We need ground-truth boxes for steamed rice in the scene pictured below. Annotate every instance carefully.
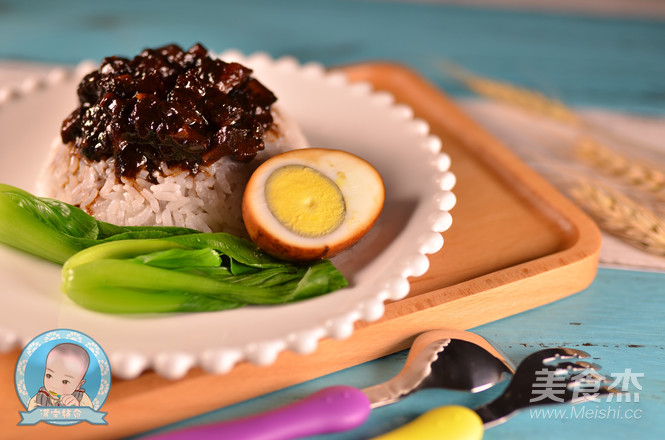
[38,107,309,236]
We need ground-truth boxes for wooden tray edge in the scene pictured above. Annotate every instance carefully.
[342,61,602,322]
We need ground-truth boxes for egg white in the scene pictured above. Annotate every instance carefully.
[242,148,385,260]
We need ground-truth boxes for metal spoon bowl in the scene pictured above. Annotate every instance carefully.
[365,329,514,407]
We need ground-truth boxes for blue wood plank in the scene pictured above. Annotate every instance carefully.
[0,0,664,113]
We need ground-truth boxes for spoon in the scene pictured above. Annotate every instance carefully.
[363,329,514,407]
[149,329,514,440]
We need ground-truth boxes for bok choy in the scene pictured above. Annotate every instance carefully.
[0,183,348,313]
[62,234,348,313]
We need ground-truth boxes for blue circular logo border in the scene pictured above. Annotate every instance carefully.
[15,329,111,425]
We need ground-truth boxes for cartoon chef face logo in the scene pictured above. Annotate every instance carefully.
[15,329,110,426]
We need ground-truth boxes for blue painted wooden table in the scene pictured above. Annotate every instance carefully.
[1,1,664,438]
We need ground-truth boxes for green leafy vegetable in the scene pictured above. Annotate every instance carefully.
[62,234,348,313]
[0,183,348,313]
[0,183,196,264]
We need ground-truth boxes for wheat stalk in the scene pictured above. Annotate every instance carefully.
[439,60,665,254]
[575,137,665,199]
[568,179,665,256]
[439,61,581,126]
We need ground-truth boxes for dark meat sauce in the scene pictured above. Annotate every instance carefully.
[61,43,277,181]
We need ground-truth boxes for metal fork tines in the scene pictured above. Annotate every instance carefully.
[475,347,622,428]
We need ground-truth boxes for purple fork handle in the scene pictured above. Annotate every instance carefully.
[148,385,371,440]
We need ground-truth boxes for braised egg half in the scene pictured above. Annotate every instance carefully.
[242,148,385,261]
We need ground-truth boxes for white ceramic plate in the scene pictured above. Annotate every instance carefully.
[0,51,455,379]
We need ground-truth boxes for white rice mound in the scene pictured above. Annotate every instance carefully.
[37,107,309,236]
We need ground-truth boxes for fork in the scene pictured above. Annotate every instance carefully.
[372,347,620,439]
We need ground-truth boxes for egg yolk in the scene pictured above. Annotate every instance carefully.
[265,165,346,237]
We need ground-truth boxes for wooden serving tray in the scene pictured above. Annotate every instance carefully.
[0,62,601,439]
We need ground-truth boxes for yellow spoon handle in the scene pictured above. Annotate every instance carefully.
[372,405,484,440]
